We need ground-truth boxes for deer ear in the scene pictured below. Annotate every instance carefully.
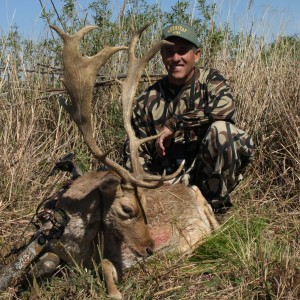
[99,173,122,198]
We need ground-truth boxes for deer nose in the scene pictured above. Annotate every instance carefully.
[146,247,153,257]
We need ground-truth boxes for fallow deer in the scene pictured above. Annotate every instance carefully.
[28,23,184,299]
[0,24,219,299]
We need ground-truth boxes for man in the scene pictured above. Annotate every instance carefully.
[125,23,254,211]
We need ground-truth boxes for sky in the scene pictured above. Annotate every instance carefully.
[0,0,300,41]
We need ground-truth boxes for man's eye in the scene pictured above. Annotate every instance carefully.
[164,49,174,56]
[177,48,189,55]
[163,47,190,57]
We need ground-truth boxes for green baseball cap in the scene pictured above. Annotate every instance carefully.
[161,23,200,48]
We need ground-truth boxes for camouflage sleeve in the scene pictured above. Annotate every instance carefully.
[165,69,235,131]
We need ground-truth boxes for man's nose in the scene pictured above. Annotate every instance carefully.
[172,52,181,61]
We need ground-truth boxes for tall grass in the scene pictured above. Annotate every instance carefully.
[0,1,299,299]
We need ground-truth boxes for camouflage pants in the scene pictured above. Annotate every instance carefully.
[192,121,254,203]
[168,121,254,205]
[126,120,254,206]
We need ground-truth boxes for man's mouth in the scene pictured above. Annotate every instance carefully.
[170,65,184,71]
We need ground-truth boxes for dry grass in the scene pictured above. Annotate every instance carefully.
[0,17,299,300]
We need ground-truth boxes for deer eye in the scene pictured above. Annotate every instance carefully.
[121,205,134,218]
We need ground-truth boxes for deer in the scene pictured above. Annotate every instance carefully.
[0,24,219,299]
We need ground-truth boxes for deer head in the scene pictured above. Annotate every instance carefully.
[98,172,154,257]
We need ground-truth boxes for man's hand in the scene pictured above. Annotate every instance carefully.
[155,126,174,157]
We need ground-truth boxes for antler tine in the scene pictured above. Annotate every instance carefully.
[127,23,150,60]
[50,25,99,41]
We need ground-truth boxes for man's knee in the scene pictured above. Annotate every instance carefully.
[203,121,237,149]
[201,120,254,171]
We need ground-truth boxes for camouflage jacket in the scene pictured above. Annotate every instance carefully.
[127,67,235,167]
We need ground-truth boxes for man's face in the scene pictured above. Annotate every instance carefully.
[161,37,200,86]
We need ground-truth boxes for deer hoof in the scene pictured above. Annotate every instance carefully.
[108,289,122,299]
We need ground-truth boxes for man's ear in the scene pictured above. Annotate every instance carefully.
[195,48,201,63]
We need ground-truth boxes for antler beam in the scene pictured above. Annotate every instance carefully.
[119,23,184,181]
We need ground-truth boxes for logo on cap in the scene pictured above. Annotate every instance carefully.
[167,25,187,36]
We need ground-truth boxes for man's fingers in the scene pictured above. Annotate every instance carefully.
[156,137,165,157]
[155,126,174,157]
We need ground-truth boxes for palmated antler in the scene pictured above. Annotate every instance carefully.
[50,25,125,142]
[50,24,183,188]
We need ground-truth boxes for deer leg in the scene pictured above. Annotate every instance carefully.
[19,252,60,299]
[102,258,122,300]
[205,201,221,230]
[30,252,60,278]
